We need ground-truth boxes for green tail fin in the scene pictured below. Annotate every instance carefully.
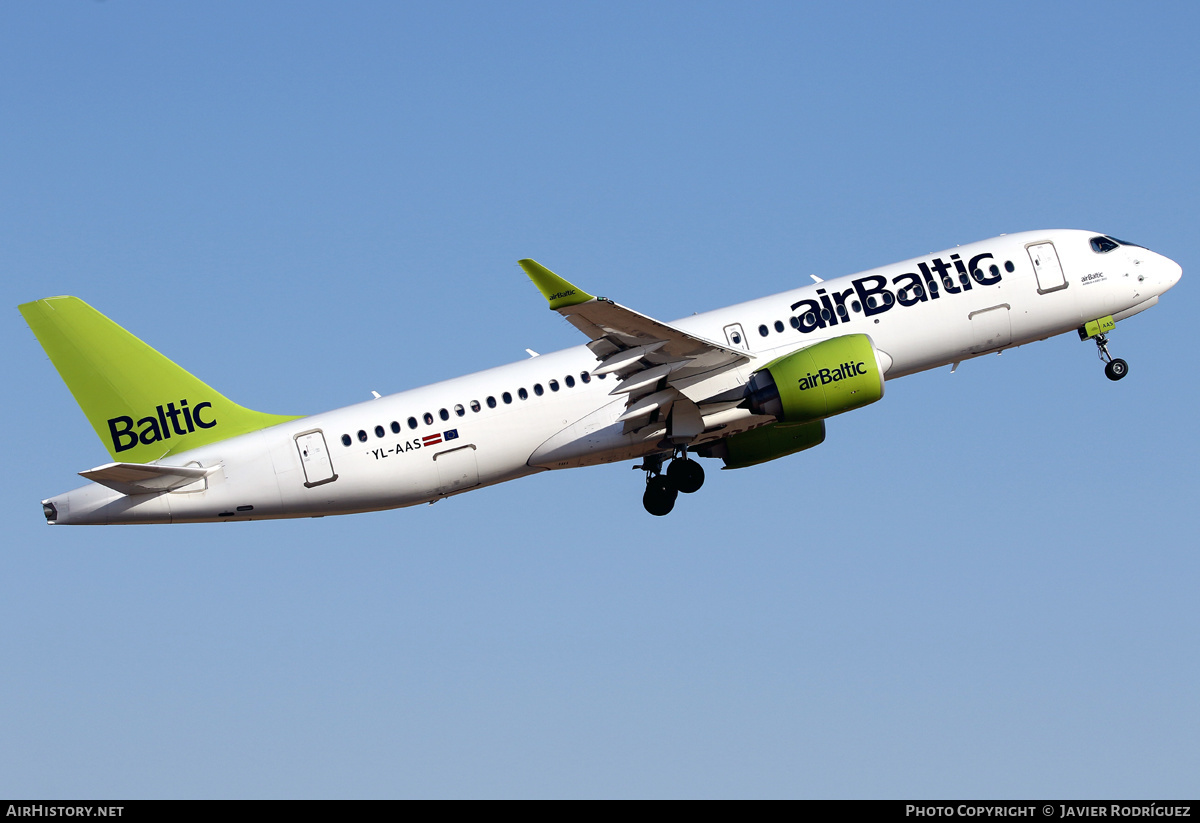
[19,296,301,463]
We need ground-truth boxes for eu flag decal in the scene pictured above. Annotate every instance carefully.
[443,429,459,441]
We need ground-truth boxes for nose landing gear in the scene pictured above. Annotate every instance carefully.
[1094,333,1129,381]
[637,449,706,516]
[1080,317,1128,381]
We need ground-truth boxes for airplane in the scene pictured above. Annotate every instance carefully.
[20,229,1181,524]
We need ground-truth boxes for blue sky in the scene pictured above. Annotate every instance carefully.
[2,1,1197,798]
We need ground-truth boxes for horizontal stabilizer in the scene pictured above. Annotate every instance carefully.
[79,462,213,495]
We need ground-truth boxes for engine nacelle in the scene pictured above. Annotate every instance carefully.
[744,333,885,423]
[697,420,826,470]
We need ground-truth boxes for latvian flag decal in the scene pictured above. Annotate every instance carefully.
[423,429,459,448]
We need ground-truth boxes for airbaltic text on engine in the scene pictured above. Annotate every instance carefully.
[796,361,868,390]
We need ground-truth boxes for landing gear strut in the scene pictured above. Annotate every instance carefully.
[1093,333,1129,381]
[637,449,706,516]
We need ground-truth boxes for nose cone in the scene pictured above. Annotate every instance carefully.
[1146,249,1182,295]
[1164,256,1183,290]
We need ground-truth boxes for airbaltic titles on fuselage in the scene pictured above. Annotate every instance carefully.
[108,399,215,453]
[789,250,1005,333]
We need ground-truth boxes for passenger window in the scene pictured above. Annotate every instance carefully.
[407,417,417,430]
[454,404,465,417]
[390,421,401,434]
[565,375,576,388]
[758,324,769,337]
[470,400,481,412]
[790,316,800,329]
[550,379,559,392]
[439,408,449,421]
[774,320,784,333]
[1005,260,1015,272]
[357,430,368,443]
[486,396,497,409]
[518,388,528,400]
[374,425,385,438]
[423,412,434,425]
[503,392,512,404]
[534,383,544,396]
[341,434,352,447]
[580,372,591,384]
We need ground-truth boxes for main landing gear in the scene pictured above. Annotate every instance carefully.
[1093,333,1129,381]
[638,450,706,516]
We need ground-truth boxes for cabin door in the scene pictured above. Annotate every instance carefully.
[1027,242,1067,293]
[295,430,337,487]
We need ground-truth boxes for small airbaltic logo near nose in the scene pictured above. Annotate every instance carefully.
[108,399,215,452]
[797,361,868,391]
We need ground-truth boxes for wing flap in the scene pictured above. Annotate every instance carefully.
[519,260,752,441]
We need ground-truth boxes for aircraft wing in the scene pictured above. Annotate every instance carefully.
[520,259,753,434]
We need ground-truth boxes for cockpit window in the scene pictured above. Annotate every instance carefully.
[1093,234,1147,252]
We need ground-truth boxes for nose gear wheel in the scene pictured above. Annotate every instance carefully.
[1093,333,1129,381]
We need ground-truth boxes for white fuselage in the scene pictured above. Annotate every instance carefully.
[45,230,1182,524]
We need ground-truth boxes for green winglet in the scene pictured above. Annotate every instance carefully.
[20,296,302,463]
[518,259,594,310]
